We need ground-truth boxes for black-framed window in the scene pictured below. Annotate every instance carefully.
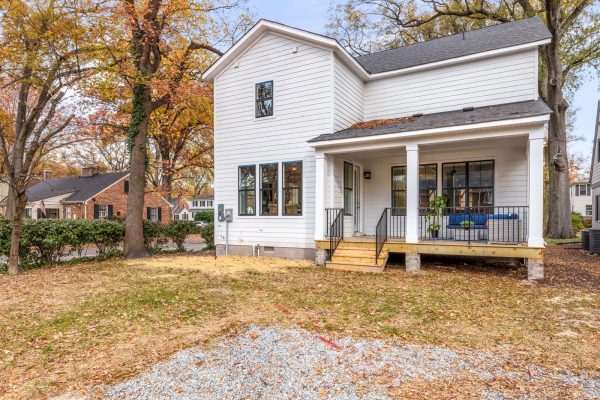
[283,161,302,216]
[238,165,256,216]
[442,160,494,208]
[420,164,437,207]
[255,81,273,118]
[391,164,438,209]
[344,162,353,215]
[596,195,600,221]
[260,163,278,216]
[598,140,600,162]
[391,166,406,210]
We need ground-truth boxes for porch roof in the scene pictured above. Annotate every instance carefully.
[308,100,551,144]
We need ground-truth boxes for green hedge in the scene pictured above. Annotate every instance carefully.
[200,222,214,250]
[0,219,200,270]
[194,210,214,223]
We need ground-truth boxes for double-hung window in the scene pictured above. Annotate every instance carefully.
[255,81,273,118]
[238,165,256,216]
[391,164,438,210]
[586,204,593,217]
[283,161,302,216]
[344,162,353,215]
[260,163,278,215]
[443,161,494,209]
[419,164,437,207]
[391,166,406,211]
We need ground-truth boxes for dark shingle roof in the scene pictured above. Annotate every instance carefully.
[26,172,128,202]
[354,17,551,74]
[309,100,551,143]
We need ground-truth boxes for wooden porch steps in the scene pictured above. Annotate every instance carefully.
[325,241,389,273]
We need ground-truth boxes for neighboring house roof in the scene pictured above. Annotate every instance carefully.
[26,172,129,202]
[203,17,551,81]
[168,198,190,215]
[590,100,600,183]
[190,195,214,201]
[354,17,551,74]
[309,100,551,143]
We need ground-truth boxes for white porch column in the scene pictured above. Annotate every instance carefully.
[528,127,545,247]
[314,151,328,241]
[406,144,419,243]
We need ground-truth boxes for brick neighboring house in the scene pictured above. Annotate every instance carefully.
[25,167,171,223]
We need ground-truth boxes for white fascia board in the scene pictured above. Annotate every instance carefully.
[310,115,550,149]
[364,39,551,81]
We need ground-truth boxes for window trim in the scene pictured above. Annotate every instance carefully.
[238,164,257,216]
[283,160,303,216]
[255,80,274,118]
[442,160,495,208]
[259,162,279,216]
[344,161,353,216]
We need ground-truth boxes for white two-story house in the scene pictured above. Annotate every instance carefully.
[570,181,593,218]
[204,17,552,280]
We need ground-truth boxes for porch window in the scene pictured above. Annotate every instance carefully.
[442,160,494,208]
[419,164,437,207]
[260,163,278,216]
[283,161,302,216]
[255,81,273,118]
[391,166,406,210]
[344,162,353,215]
[391,164,437,209]
[238,165,256,216]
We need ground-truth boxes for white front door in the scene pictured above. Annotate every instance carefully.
[353,165,361,232]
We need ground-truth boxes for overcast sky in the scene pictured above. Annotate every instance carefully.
[249,0,599,168]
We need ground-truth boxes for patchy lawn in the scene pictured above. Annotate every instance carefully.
[0,246,599,399]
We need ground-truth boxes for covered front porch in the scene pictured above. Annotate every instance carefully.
[311,122,546,279]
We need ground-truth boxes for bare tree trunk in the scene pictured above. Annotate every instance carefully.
[543,0,573,238]
[7,192,25,275]
[124,85,150,259]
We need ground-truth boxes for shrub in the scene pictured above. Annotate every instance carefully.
[194,210,214,223]
[571,212,585,234]
[165,221,197,251]
[200,222,214,250]
[143,220,168,251]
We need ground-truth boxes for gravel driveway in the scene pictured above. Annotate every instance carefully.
[103,326,600,399]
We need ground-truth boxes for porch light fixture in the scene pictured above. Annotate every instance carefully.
[364,171,372,180]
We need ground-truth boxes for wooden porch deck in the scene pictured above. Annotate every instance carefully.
[316,236,544,260]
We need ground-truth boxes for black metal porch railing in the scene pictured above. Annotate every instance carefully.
[325,208,344,260]
[375,208,387,263]
[418,206,529,245]
[388,207,407,239]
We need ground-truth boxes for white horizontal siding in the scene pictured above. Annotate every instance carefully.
[364,49,538,120]
[213,32,333,248]
[334,58,364,131]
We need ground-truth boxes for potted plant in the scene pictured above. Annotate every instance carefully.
[460,220,474,230]
[426,196,446,239]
